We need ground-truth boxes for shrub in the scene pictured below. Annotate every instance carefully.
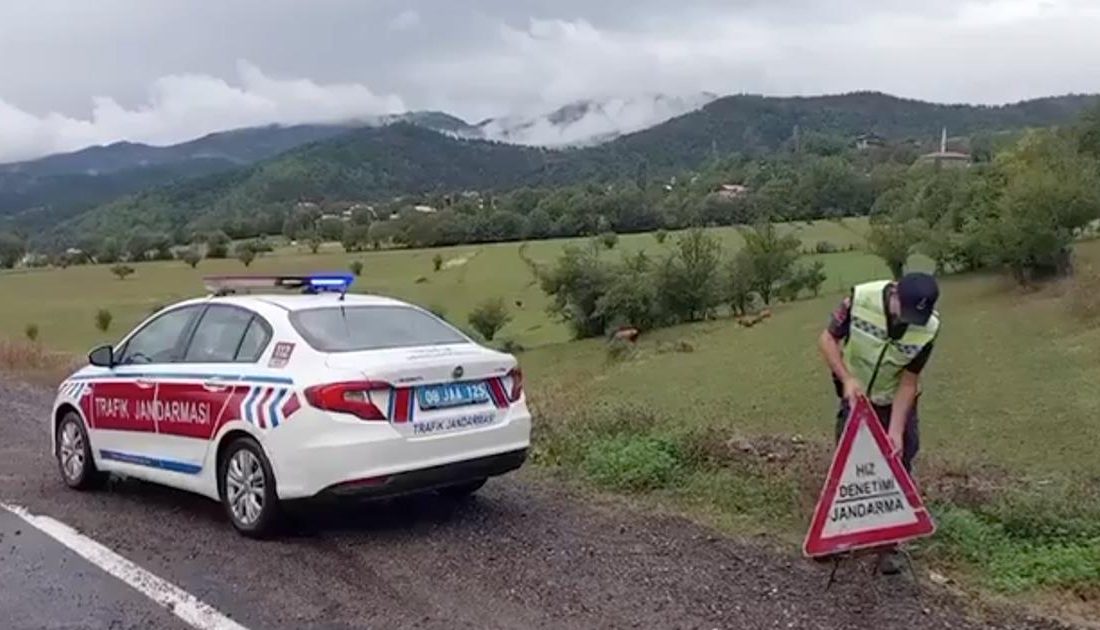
[95,309,113,332]
[815,240,838,254]
[349,260,364,277]
[499,339,526,354]
[415,276,428,284]
[583,435,682,492]
[598,231,619,250]
[110,264,134,280]
[433,253,444,271]
[24,324,39,342]
[468,297,512,341]
[654,229,668,244]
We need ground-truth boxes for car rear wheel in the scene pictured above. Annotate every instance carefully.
[437,478,487,500]
[220,437,280,537]
[56,412,106,490]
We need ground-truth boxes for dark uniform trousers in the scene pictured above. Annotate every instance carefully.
[835,398,920,473]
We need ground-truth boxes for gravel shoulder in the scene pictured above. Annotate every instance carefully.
[0,377,1077,629]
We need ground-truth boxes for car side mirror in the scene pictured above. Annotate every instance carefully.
[88,345,115,368]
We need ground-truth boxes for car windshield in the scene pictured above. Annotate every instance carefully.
[290,305,468,352]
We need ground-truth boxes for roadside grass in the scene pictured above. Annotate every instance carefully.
[526,239,1100,605]
[0,219,881,354]
[0,338,81,386]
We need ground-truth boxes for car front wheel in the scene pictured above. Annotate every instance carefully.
[220,437,280,537]
[56,412,105,490]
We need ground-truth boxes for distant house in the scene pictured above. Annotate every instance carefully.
[716,184,750,200]
[918,128,971,168]
[855,133,887,150]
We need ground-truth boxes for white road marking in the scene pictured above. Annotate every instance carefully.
[1,503,249,630]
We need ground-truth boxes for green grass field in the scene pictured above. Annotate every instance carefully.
[4,219,1099,608]
[0,218,891,353]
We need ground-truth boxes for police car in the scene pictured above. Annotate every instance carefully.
[51,274,530,536]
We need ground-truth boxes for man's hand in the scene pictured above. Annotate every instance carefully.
[842,376,864,404]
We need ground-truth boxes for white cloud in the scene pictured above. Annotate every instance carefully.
[389,9,421,32]
[410,1,1100,121]
[0,60,404,163]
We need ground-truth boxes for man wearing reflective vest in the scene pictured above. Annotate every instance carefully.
[817,272,940,573]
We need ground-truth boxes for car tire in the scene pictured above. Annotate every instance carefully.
[55,411,106,490]
[219,437,280,538]
[438,478,487,500]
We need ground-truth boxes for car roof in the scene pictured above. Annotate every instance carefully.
[177,292,414,312]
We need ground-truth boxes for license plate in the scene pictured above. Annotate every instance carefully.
[417,381,491,410]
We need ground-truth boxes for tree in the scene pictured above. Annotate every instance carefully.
[319,217,345,242]
[981,131,1100,284]
[0,232,25,269]
[866,218,920,280]
[124,230,153,262]
[468,298,512,341]
[739,222,801,304]
[656,228,724,322]
[181,247,202,269]
[96,237,122,264]
[599,231,619,250]
[205,231,230,259]
[110,264,135,280]
[237,248,256,267]
[433,253,444,271]
[594,251,660,331]
[349,260,364,277]
[797,260,827,297]
[726,251,757,316]
[24,323,39,342]
[540,243,615,338]
[306,232,323,254]
[341,224,370,252]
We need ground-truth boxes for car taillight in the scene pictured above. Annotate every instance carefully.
[304,381,390,421]
[507,367,524,402]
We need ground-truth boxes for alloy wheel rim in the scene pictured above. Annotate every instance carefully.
[226,450,265,526]
[59,422,85,481]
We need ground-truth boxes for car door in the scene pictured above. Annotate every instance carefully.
[154,304,272,469]
[89,304,204,473]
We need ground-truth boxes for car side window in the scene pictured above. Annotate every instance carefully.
[182,305,256,363]
[117,306,202,365]
[235,316,272,362]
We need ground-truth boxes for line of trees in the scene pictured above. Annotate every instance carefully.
[538,226,824,339]
[865,120,1100,285]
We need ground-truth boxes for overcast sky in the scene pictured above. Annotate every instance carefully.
[1,0,1099,162]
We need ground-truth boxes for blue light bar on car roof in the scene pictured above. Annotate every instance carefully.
[203,273,355,296]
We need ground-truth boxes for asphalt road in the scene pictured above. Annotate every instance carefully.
[0,377,1078,630]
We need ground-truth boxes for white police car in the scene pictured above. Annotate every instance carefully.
[51,274,530,536]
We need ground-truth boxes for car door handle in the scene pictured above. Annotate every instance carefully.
[135,379,155,389]
[203,381,229,392]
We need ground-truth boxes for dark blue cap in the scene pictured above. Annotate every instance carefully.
[897,272,939,325]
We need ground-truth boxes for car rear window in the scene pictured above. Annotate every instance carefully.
[289,305,468,352]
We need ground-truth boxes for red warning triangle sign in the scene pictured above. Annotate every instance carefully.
[802,396,935,557]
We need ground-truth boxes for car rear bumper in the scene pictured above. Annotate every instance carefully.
[264,407,531,499]
[319,448,527,499]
